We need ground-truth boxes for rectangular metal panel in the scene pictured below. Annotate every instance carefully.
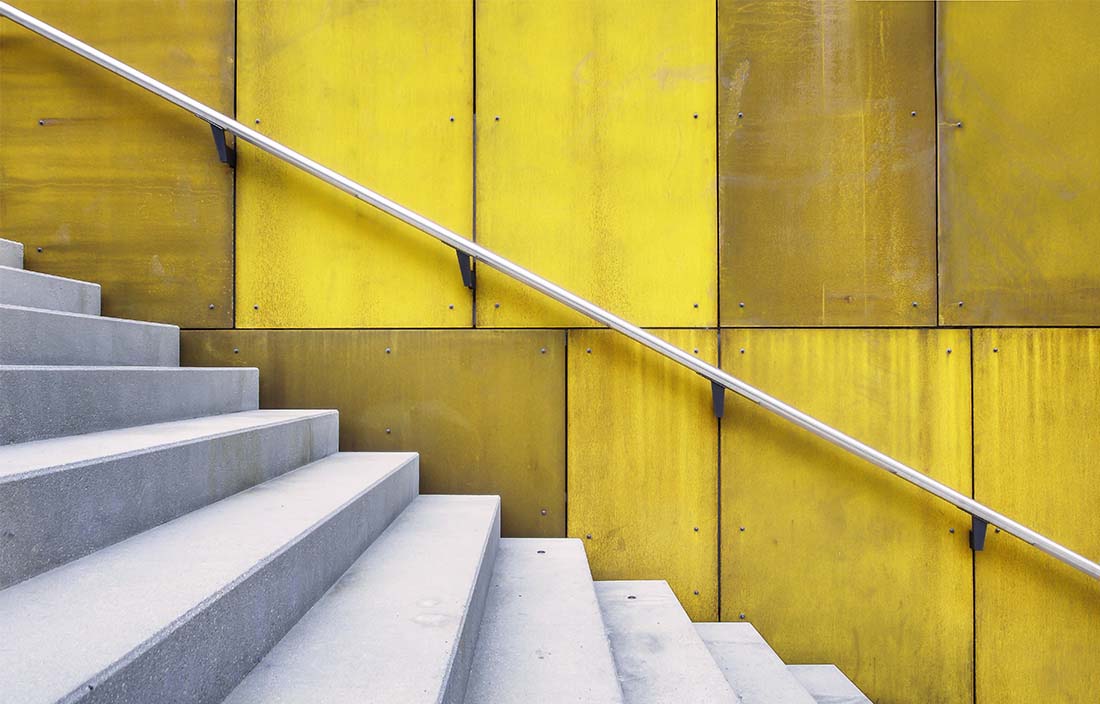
[475,0,716,328]
[567,329,719,621]
[972,329,1100,703]
[720,329,972,703]
[0,0,234,328]
[180,329,565,538]
[235,0,473,328]
[939,3,1100,325]
[719,1,935,327]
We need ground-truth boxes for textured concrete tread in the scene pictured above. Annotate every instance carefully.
[224,494,501,704]
[595,580,738,704]
[0,264,100,314]
[788,665,872,704]
[0,238,23,268]
[696,622,816,704]
[0,452,418,704]
[465,538,624,704]
[0,303,179,365]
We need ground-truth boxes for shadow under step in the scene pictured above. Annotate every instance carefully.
[0,365,258,444]
[696,622,817,704]
[465,538,624,704]
[788,665,872,704]
[223,494,500,704]
[0,409,339,589]
[595,580,739,704]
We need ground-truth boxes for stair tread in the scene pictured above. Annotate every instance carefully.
[223,494,500,704]
[696,622,817,704]
[0,409,335,479]
[0,451,417,704]
[466,538,624,704]
[788,665,872,704]
[0,303,179,366]
[595,580,739,704]
[0,365,259,444]
[0,264,100,315]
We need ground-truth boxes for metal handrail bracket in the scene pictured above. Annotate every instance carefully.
[2,1,1096,581]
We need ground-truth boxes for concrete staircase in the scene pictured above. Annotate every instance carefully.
[0,236,871,703]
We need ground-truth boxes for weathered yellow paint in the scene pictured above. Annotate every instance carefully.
[719,0,936,327]
[939,4,1100,325]
[973,329,1100,703]
[0,0,234,327]
[720,329,973,703]
[568,329,718,621]
[235,0,472,328]
[180,329,565,538]
[475,0,716,328]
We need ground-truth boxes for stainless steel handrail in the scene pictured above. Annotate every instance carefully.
[2,1,1096,580]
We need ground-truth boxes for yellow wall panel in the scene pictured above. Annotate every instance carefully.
[180,329,565,538]
[719,0,935,327]
[0,0,234,327]
[568,329,719,621]
[939,3,1100,325]
[476,0,716,328]
[235,0,472,328]
[720,329,972,703]
[973,329,1100,703]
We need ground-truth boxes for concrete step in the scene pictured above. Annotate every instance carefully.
[788,665,872,704]
[0,365,259,444]
[595,581,739,704]
[223,494,500,704]
[0,264,100,315]
[0,452,419,704]
[0,303,179,366]
[465,539,625,704]
[0,409,339,589]
[0,238,23,268]
[696,622,817,704]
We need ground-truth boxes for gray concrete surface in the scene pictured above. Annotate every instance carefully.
[0,238,23,268]
[788,665,872,704]
[0,452,419,704]
[0,365,259,444]
[0,409,339,588]
[696,622,816,704]
[465,538,624,704]
[595,581,739,704]
[223,494,501,704]
[0,303,179,365]
[0,265,100,314]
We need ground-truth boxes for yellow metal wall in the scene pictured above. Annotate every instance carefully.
[3,2,1100,702]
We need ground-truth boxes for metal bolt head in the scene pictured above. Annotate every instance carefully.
[693,590,700,595]
[540,508,547,516]
[993,347,999,353]
[956,121,963,128]
[739,526,745,532]
[494,302,500,309]
[233,348,239,354]
[693,526,699,532]
[737,112,743,119]
[449,116,455,122]
[448,304,455,309]
[739,301,745,308]
[38,119,45,126]
[586,348,592,354]
[739,613,746,620]
[912,301,919,307]
[494,116,500,121]
[385,428,391,434]
[958,301,964,307]
[693,113,699,119]
[911,111,917,117]
[693,348,699,354]
[208,303,215,310]
[739,348,745,354]
[949,527,955,534]
[385,347,391,354]
[585,533,592,540]
[540,347,547,354]
[253,304,259,310]
[693,302,699,308]
[36,247,43,253]
[947,348,953,354]
[254,119,261,124]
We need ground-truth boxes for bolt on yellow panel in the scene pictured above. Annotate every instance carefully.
[939,3,1100,325]
[235,0,473,328]
[719,0,936,327]
[180,329,565,538]
[973,329,1100,703]
[568,329,719,621]
[0,0,234,327]
[720,328,973,703]
[475,0,717,328]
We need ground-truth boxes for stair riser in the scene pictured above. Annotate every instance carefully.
[0,266,100,315]
[441,509,498,704]
[0,367,259,445]
[79,457,419,704]
[0,305,179,366]
[0,413,339,589]
[0,240,22,269]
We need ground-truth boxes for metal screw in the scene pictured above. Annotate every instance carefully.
[586,348,592,354]
[385,427,391,434]
[995,528,1001,534]
[585,533,592,539]
[958,301,964,307]
[737,112,743,119]
[693,113,699,119]
[739,613,746,620]
[494,302,500,309]
[993,347,999,353]
[912,301,919,307]
[739,526,745,532]
[693,302,699,308]
[693,590,700,595]
[540,508,547,516]
[448,304,454,309]
[693,348,699,354]
[911,111,917,117]
[385,347,391,354]
[947,348,953,354]
[494,116,500,121]
[956,121,963,128]
[949,527,955,534]
[233,348,239,354]
[738,301,745,308]
[739,348,745,354]
[36,247,43,253]
[253,304,259,310]
[208,303,215,310]
[38,119,45,126]
[449,116,455,122]
[693,526,699,532]
[254,119,260,124]
[540,347,547,354]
